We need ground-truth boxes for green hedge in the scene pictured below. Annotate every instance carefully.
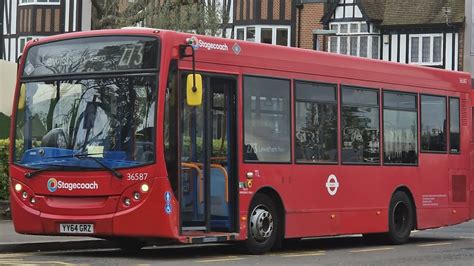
[0,139,9,200]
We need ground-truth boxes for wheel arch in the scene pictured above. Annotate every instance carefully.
[252,186,286,239]
[392,186,418,230]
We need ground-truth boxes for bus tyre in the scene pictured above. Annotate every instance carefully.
[244,193,279,255]
[387,191,415,244]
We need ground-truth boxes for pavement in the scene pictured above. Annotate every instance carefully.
[0,220,115,253]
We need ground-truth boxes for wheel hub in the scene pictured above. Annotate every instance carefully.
[394,201,409,232]
[250,205,274,242]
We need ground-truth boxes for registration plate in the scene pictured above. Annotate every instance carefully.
[59,223,94,234]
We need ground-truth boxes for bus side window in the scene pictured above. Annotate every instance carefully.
[294,81,338,163]
[243,76,291,163]
[341,86,380,164]
[383,91,418,164]
[421,95,447,152]
[449,97,460,153]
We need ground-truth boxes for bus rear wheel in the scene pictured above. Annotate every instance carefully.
[386,191,415,244]
[244,194,279,255]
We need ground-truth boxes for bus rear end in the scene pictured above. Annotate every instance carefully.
[9,31,180,243]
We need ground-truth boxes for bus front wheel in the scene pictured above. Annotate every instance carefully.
[386,191,415,244]
[244,193,279,254]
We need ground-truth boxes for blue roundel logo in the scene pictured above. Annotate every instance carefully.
[47,178,58,192]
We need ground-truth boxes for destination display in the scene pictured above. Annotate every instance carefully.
[22,36,159,77]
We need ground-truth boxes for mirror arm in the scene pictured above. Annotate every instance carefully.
[179,44,197,92]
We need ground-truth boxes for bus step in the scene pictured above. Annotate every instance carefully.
[181,232,239,244]
[182,226,207,231]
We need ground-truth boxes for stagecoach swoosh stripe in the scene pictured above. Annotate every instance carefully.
[418,242,452,247]
[350,247,394,253]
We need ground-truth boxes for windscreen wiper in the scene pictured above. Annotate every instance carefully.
[74,153,123,178]
[25,164,90,178]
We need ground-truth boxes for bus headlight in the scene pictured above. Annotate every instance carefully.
[15,183,22,192]
[22,191,28,199]
[141,184,149,193]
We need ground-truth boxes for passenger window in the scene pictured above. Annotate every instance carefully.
[341,86,380,164]
[449,97,460,153]
[295,81,337,163]
[243,76,291,162]
[421,95,446,152]
[383,91,418,164]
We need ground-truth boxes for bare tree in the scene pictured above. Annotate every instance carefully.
[91,0,230,37]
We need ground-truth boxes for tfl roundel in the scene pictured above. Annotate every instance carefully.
[47,178,58,192]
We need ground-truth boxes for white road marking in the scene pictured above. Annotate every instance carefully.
[350,247,394,253]
[418,242,452,247]
[282,252,326,258]
[195,256,243,263]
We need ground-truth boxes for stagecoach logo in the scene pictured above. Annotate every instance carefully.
[47,178,99,192]
[326,174,339,196]
[189,36,229,52]
[47,178,58,192]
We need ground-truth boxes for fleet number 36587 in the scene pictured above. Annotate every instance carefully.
[127,173,148,181]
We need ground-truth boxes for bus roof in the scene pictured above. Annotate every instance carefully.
[25,28,472,94]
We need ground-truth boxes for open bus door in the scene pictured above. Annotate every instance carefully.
[179,73,238,233]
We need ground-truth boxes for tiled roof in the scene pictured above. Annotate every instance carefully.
[361,0,465,26]
[359,0,385,22]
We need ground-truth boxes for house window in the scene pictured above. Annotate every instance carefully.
[20,0,59,4]
[276,28,288,46]
[410,34,443,65]
[236,29,244,40]
[372,36,379,59]
[330,37,338,53]
[234,26,291,47]
[19,37,35,55]
[340,24,348,33]
[360,36,368,57]
[247,27,256,42]
[328,22,380,59]
[261,28,272,44]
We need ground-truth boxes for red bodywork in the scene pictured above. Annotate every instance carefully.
[9,29,473,243]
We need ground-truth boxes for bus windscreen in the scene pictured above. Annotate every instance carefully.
[22,36,159,77]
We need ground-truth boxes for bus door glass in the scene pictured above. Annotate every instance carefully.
[180,74,236,232]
